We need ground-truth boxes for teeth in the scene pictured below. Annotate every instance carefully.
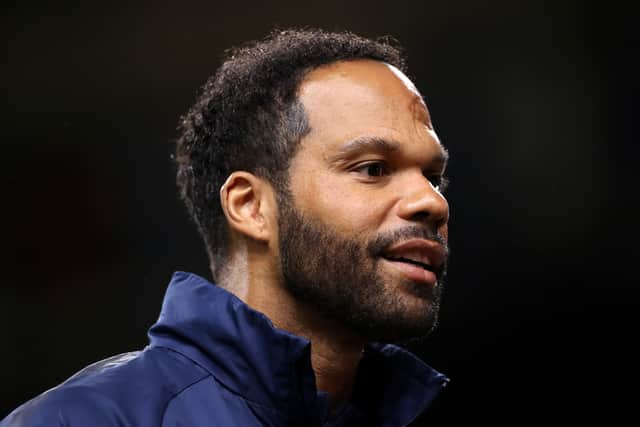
[386,256,433,271]
[386,249,431,266]
[405,250,430,266]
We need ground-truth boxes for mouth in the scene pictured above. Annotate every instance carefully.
[380,257,438,287]
[381,256,435,272]
[379,239,446,286]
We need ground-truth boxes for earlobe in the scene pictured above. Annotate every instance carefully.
[220,172,273,243]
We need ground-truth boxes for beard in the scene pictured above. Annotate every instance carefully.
[277,196,448,344]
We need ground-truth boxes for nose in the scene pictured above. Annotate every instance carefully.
[396,173,449,232]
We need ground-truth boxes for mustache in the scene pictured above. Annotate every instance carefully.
[367,225,449,259]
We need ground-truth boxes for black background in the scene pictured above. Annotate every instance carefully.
[2,0,637,424]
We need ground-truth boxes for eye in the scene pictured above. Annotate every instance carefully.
[352,161,390,178]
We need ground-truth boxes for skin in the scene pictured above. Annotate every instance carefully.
[219,59,449,407]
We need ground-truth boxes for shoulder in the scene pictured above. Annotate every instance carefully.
[1,347,213,427]
[2,383,128,427]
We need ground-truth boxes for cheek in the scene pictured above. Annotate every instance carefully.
[294,173,389,234]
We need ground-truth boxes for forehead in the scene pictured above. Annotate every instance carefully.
[297,59,440,156]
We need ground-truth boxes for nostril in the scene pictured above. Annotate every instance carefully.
[410,212,430,224]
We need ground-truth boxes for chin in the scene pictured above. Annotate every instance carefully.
[360,294,439,343]
[386,273,438,303]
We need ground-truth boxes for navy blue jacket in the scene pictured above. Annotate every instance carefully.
[2,272,448,426]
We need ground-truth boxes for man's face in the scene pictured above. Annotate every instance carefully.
[278,60,449,343]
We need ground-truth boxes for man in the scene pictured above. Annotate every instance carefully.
[2,28,450,426]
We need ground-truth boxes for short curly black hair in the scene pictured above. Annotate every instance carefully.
[175,28,406,279]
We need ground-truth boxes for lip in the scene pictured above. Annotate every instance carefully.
[379,238,446,286]
[381,238,446,271]
[381,257,438,286]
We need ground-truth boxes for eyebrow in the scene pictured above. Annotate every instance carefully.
[331,136,400,160]
[329,135,449,168]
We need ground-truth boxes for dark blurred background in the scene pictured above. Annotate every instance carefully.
[2,0,637,424]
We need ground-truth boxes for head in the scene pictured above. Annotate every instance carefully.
[176,29,449,343]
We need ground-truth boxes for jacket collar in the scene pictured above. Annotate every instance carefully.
[148,271,448,425]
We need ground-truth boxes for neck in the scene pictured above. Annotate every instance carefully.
[221,259,364,408]
[306,322,364,407]
[261,290,365,407]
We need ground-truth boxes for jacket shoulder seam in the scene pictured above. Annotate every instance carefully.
[154,345,285,421]
[147,346,212,424]
[159,374,212,423]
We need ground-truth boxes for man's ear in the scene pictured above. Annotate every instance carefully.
[219,171,277,243]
